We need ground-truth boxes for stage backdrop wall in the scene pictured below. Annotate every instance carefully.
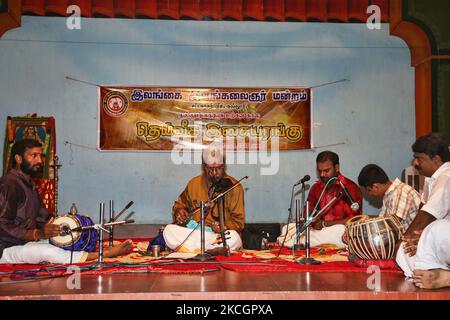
[0,17,415,224]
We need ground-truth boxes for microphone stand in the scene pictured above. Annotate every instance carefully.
[192,201,215,261]
[293,181,307,250]
[298,189,345,235]
[190,178,247,259]
[79,203,135,270]
[296,201,321,265]
[218,196,230,255]
[109,200,114,247]
[92,202,105,270]
[288,183,298,249]
[296,178,349,264]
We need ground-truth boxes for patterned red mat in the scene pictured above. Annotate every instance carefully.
[0,240,402,279]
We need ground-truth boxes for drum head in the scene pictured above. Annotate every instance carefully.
[50,215,82,247]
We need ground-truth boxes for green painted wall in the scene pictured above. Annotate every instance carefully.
[408,0,450,141]
[0,0,8,13]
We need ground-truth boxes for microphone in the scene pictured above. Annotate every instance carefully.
[294,175,311,186]
[111,201,134,222]
[337,179,360,211]
[70,218,136,232]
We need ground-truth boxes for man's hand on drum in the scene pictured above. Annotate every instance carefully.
[39,222,61,239]
[342,230,349,245]
[311,219,324,231]
[402,229,423,256]
[174,208,189,225]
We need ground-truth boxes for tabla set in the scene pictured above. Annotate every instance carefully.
[345,214,404,260]
[49,213,98,252]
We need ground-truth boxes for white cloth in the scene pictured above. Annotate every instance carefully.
[163,224,242,253]
[396,162,450,277]
[0,241,88,264]
[421,162,450,220]
[396,219,450,277]
[277,223,346,248]
[395,242,415,277]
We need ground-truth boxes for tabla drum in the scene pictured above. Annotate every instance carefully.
[50,214,98,252]
[345,215,403,260]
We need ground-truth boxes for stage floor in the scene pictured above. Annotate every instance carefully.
[1,268,450,300]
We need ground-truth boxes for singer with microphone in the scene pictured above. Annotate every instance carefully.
[301,151,362,247]
[163,144,245,254]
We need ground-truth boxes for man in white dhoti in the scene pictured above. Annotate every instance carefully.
[277,151,362,248]
[395,133,450,278]
[163,144,245,254]
[412,219,450,288]
[0,139,131,264]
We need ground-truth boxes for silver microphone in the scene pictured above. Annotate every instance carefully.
[338,180,360,211]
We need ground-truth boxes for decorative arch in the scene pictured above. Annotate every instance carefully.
[0,0,433,137]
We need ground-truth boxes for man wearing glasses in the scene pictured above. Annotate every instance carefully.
[163,144,245,254]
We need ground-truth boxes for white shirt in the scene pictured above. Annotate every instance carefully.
[421,162,450,220]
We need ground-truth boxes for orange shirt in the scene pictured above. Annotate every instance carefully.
[172,174,245,233]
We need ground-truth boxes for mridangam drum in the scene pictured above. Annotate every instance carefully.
[346,215,403,260]
[50,214,98,252]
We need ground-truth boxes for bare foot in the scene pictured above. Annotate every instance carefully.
[103,240,132,258]
[413,269,450,289]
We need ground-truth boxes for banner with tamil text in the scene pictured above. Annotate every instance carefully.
[98,86,311,151]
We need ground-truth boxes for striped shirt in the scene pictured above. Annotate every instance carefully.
[380,178,421,232]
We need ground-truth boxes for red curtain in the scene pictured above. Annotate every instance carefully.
[21,0,390,22]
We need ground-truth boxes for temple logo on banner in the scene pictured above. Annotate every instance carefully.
[98,86,312,152]
[102,91,128,117]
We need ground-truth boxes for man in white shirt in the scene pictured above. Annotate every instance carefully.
[396,133,450,279]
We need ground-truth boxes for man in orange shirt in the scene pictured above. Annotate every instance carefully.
[163,144,245,254]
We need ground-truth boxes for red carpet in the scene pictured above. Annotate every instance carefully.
[215,252,401,273]
[0,240,402,282]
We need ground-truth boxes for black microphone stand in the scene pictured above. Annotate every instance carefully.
[288,183,297,248]
[297,188,345,234]
[293,181,307,250]
[109,200,114,247]
[191,201,215,261]
[78,203,135,270]
[92,202,105,270]
[296,201,321,265]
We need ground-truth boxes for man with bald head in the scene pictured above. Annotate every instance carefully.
[163,144,245,254]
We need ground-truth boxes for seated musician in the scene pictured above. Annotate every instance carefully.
[0,139,131,264]
[357,164,421,231]
[278,151,362,248]
[395,133,450,278]
[163,144,245,254]
[412,219,450,289]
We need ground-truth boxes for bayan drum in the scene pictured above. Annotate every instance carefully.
[346,215,403,260]
[50,214,98,252]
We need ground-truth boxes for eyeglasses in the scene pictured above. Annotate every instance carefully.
[205,165,225,173]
